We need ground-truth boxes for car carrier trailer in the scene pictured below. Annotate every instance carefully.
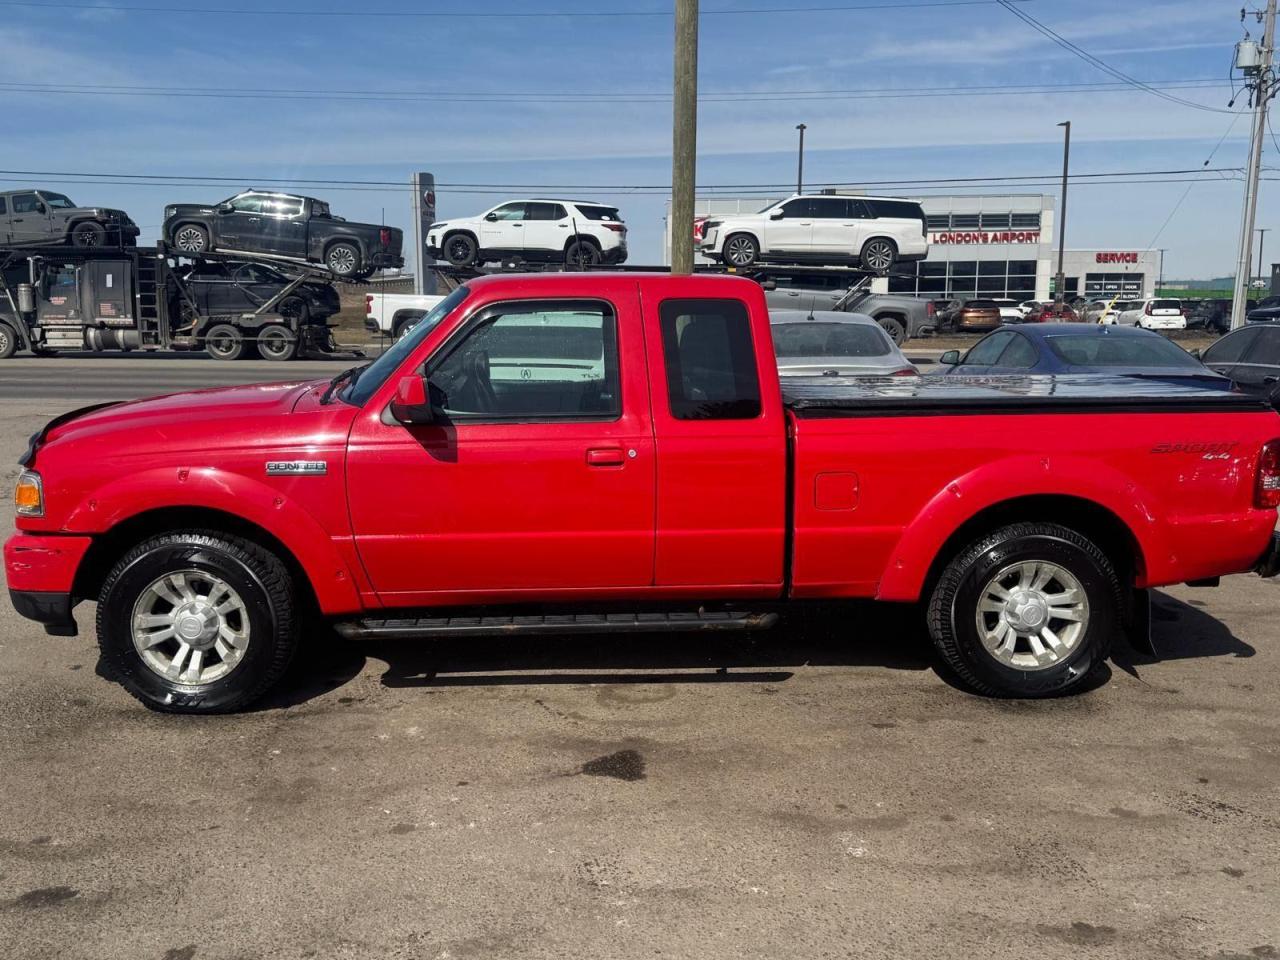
[0,243,362,361]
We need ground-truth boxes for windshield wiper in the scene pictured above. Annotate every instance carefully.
[320,363,369,404]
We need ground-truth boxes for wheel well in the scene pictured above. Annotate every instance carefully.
[323,237,364,259]
[170,220,208,241]
[862,235,898,251]
[67,218,103,232]
[73,506,318,615]
[442,229,477,247]
[921,494,1144,599]
[563,234,600,251]
[391,309,425,335]
[723,230,758,247]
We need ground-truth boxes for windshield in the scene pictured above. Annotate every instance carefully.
[40,192,76,208]
[1045,334,1203,368]
[341,285,470,405]
[772,322,890,358]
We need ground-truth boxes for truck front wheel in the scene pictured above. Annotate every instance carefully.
[96,531,298,714]
[71,222,106,247]
[926,522,1121,698]
[173,224,210,254]
[0,322,17,359]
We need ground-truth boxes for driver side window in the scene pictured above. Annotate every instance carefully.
[488,203,528,222]
[228,195,264,214]
[779,198,815,219]
[962,331,1013,365]
[426,300,620,421]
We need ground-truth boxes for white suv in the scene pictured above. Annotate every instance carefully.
[427,200,627,268]
[699,195,928,271]
[1117,298,1186,330]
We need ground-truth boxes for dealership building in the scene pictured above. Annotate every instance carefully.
[667,193,1159,302]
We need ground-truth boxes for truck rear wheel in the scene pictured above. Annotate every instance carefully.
[204,323,245,361]
[926,522,1121,698]
[325,242,361,277]
[876,315,907,345]
[258,326,298,361]
[96,531,298,714]
[0,322,17,359]
[71,222,106,247]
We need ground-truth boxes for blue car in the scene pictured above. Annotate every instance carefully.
[938,323,1230,384]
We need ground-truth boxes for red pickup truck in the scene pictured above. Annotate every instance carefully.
[7,273,1280,713]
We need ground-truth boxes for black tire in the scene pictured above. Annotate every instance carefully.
[444,233,478,267]
[96,531,298,714]
[71,221,106,247]
[258,325,298,362]
[722,233,759,268]
[172,223,210,254]
[325,242,361,277]
[926,522,1121,699]
[877,315,907,345]
[565,239,601,268]
[860,237,898,273]
[204,323,245,361]
[0,322,17,359]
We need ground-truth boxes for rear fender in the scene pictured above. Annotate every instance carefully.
[62,467,365,613]
[876,455,1161,601]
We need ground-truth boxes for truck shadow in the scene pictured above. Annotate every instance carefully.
[1110,590,1256,678]
[265,590,1255,709]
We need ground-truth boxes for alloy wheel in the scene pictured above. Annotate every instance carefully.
[974,560,1089,671]
[131,570,250,686]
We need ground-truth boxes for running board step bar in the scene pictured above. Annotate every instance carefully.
[334,610,779,640]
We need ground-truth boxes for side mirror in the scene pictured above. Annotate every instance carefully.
[939,350,961,366]
[1189,348,1202,360]
[760,279,777,291]
[36,203,46,214]
[769,210,784,220]
[216,202,234,214]
[389,375,434,425]
[484,212,499,222]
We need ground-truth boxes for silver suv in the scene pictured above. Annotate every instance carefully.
[699,195,928,272]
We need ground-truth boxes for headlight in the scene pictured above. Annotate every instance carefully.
[165,206,175,218]
[15,470,43,517]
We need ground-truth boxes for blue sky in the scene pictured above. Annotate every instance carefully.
[0,0,1268,278]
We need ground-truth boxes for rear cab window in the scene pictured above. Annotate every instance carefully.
[659,299,761,420]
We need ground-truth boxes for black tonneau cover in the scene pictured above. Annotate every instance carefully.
[782,374,1271,418]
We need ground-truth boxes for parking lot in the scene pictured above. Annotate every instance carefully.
[2,356,1278,960]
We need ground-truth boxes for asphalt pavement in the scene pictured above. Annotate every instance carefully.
[1,357,1278,960]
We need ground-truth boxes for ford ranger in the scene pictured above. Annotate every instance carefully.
[6,273,1280,713]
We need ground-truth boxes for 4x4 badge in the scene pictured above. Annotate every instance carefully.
[266,461,327,476]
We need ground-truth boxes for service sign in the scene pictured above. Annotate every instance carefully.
[928,230,1041,245]
[1095,251,1139,264]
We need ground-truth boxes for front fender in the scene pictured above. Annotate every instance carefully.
[876,454,1161,601]
[62,466,365,614]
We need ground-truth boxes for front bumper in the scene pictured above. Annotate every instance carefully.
[1256,531,1280,579]
[4,533,93,636]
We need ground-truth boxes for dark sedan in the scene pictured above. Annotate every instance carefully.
[1200,323,1280,397]
[938,323,1229,383]
[171,261,340,323]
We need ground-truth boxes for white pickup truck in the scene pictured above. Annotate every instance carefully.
[364,291,447,340]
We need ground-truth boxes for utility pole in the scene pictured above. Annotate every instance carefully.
[670,0,698,275]
[1158,248,1166,295]
[795,123,807,194]
[1054,120,1071,311]
[1231,0,1277,328]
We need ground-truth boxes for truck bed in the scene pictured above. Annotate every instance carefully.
[781,373,1269,417]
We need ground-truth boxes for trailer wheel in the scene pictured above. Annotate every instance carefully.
[204,323,246,361]
[258,326,298,362]
[174,224,210,254]
[325,242,361,277]
[0,322,17,359]
[71,221,106,247]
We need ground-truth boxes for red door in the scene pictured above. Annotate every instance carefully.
[640,288,788,593]
[346,286,655,607]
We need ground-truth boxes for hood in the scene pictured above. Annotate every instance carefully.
[166,202,215,218]
[39,380,320,457]
[65,206,132,222]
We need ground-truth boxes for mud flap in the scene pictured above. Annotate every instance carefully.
[1124,587,1156,656]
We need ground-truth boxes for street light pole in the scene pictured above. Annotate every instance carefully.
[1257,227,1270,293]
[795,123,807,194]
[670,0,699,275]
[1054,120,1070,311]
[1231,0,1277,328]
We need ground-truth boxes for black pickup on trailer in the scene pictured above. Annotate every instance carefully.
[0,244,356,361]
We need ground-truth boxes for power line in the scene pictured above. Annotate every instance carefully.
[0,77,1230,105]
[995,0,1238,115]
[0,0,1036,17]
